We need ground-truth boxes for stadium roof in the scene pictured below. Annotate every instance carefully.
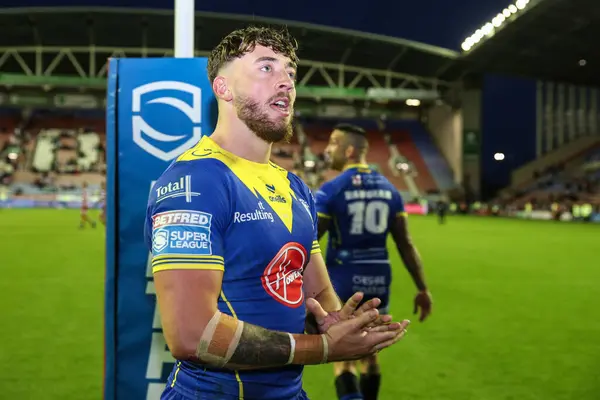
[458,0,600,87]
[0,7,466,102]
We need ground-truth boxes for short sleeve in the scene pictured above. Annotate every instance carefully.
[391,188,407,218]
[314,183,334,221]
[144,164,229,274]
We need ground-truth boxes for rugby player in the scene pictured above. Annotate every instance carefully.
[315,124,433,400]
[98,181,106,226]
[79,181,96,229]
[144,26,411,400]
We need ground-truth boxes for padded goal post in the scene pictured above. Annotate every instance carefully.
[104,57,216,400]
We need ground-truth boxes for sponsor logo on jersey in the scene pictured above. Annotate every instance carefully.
[264,184,287,203]
[152,229,169,253]
[261,243,307,308]
[233,201,274,223]
[351,274,388,297]
[152,210,211,229]
[155,175,200,203]
[351,174,362,187]
[268,194,287,203]
[151,210,213,255]
[153,228,211,253]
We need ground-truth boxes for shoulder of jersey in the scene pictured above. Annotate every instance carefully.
[149,154,228,204]
[166,153,229,180]
[284,169,315,201]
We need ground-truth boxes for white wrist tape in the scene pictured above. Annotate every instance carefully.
[287,333,296,365]
[320,334,329,364]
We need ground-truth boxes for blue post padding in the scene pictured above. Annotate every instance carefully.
[104,57,215,400]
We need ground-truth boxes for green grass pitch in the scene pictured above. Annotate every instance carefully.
[0,209,598,399]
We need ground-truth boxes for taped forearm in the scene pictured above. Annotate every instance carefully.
[196,311,328,370]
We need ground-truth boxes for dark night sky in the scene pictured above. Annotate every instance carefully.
[3,0,514,50]
[3,0,538,194]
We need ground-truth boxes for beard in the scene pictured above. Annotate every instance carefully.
[324,151,346,171]
[234,94,294,144]
[329,156,346,171]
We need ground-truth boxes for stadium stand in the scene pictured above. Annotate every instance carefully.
[0,107,106,208]
[405,121,455,191]
[386,129,436,192]
[0,5,595,223]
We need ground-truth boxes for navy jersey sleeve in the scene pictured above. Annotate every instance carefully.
[144,163,230,274]
[307,188,321,255]
[390,187,407,217]
[314,181,335,221]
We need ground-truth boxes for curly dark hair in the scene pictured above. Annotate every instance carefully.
[207,25,299,82]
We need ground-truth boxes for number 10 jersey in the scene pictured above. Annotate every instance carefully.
[314,164,406,305]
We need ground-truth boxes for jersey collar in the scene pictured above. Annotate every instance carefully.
[343,163,370,171]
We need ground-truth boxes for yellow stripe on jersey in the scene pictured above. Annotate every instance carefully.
[317,212,331,219]
[152,255,225,273]
[397,211,408,217]
[152,263,225,273]
[343,163,370,171]
[170,361,182,388]
[219,290,245,400]
[152,258,224,268]
[153,254,224,262]
[311,240,321,255]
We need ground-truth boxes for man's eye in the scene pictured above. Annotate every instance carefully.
[261,65,272,72]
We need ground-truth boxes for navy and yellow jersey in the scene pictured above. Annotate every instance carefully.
[144,136,321,400]
[315,164,405,305]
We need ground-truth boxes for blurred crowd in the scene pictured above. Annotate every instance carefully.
[0,112,599,225]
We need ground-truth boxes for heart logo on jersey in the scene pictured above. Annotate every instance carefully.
[261,242,307,308]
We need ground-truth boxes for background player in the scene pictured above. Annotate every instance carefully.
[315,123,433,400]
[145,27,410,400]
[436,197,448,224]
[98,181,106,226]
[79,181,96,229]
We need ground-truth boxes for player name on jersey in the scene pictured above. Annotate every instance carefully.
[344,189,393,201]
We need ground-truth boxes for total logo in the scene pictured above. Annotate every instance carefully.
[155,175,201,203]
[131,80,203,162]
[261,242,307,308]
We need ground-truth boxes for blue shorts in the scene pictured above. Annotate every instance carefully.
[161,385,311,400]
[328,265,391,314]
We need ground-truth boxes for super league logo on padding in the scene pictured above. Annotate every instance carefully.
[132,81,202,162]
[261,243,307,308]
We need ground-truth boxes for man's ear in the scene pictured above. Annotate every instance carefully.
[213,76,233,102]
[345,145,355,159]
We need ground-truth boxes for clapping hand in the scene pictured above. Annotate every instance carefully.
[305,292,407,335]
